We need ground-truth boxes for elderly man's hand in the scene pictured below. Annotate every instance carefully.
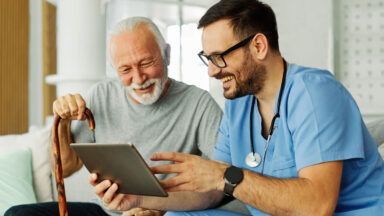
[53,93,87,120]
[89,173,142,211]
[123,208,166,216]
[150,152,229,193]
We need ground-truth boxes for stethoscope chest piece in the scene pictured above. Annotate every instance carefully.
[246,152,261,167]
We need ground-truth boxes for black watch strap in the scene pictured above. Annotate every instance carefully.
[223,166,243,197]
[224,180,236,196]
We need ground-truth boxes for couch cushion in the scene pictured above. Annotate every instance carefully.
[0,126,53,202]
[366,118,384,146]
[52,166,95,202]
[379,145,384,159]
[366,118,384,159]
[0,148,36,215]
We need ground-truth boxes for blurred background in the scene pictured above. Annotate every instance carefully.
[1,0,383,135]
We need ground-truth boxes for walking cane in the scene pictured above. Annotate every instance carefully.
[53,108,95,216]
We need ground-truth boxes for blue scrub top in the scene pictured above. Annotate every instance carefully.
[212,63,384,215]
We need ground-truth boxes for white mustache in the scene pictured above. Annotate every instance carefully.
[129,79,156,90]
[125,77,166,105]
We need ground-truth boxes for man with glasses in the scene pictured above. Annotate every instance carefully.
[91,0,384,215]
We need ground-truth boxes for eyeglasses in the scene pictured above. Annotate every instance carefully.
[198,34,255,68]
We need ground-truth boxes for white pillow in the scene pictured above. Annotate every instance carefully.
[0,126,53,202]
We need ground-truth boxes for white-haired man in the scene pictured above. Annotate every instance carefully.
[5,17,223,216]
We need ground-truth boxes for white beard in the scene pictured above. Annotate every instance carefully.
[125,75,168,105]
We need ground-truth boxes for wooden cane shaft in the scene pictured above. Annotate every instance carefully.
[53,108,95,216]
[53,116,68,216]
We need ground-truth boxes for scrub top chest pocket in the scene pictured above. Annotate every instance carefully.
[269,126,299,179]
[271,158,298,178]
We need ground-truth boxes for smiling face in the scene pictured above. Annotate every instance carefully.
[201,19,266,99]
[110,24,169,104]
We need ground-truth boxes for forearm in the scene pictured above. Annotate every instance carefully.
[140,191,223,211]
[150,152,341,215]
[233,170,337,216]
[50,119,83,177]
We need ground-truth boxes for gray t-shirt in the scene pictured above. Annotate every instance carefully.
[71,78,223,215]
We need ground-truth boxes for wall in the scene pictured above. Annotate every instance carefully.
[334,0,384,121]
[265,0,333,71]
[29,0,43,127]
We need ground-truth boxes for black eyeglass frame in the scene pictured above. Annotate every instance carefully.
[198,34,255,68]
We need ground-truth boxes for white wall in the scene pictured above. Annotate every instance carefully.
[29,0,43,128]
[51,0,106,97]
[264,0,333,71]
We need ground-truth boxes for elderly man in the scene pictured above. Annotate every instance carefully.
[92,0,384,215]
[5,17,223,216]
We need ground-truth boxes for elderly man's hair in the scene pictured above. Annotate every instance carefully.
[108,17,167,63]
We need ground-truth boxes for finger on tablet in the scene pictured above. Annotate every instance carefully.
[150,152,188,162]
[103,183,119,204]
[89,173,98,186]
[94,180,111,198]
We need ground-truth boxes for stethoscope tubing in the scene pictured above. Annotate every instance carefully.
[248,58,287,174]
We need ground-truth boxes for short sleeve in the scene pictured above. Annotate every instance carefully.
[211,100,232,164]
[287,73,365,171]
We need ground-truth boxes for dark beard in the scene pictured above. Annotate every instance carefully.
[224,50,266,99]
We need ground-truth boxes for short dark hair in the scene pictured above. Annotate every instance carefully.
[198,0,279,51]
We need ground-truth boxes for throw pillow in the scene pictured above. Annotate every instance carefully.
[0,148,37,215]
[0,126,53,202]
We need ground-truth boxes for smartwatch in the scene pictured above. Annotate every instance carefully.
[223,166,243,196]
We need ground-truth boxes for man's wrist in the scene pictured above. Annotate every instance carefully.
[217,164,229,191]
[217,166,227,191]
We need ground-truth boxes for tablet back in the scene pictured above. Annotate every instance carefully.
[70,143,168,197]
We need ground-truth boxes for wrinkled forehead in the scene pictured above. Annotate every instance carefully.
[110,26,161,57]
[201,19,236,55]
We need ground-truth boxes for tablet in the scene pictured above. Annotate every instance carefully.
[70,143,168,197]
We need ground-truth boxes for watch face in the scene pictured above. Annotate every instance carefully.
[225,166,243,184]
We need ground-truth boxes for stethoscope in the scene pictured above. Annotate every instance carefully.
[245,58,287,175]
